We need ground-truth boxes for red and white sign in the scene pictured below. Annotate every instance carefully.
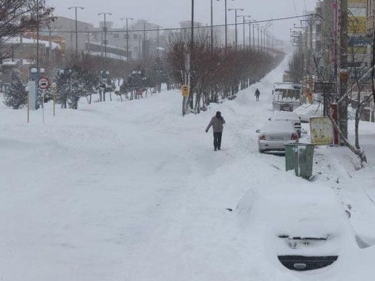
[38,77,50,89]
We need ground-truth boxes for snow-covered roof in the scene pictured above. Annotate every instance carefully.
[84,51,127,61]
[2,36,61,50]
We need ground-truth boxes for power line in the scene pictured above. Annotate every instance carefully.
[43,14,311,34]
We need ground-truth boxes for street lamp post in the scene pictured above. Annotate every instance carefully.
[252,23,258,48]
[245,19,254,48]
[121,17,133,61]
[228,8,244,50]
[98,12,112,60]
[68,6,84,60]
[217,0,235,53]
[211,0,213,51]
[238,15,250,48]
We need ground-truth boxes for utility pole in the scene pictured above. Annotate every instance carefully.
[157,26,162,58]
[338,0,348,142]
[68,6,84,60]
[98,12,112,60]
[121,17,133,61]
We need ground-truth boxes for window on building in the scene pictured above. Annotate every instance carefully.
[134,34,138,39]
[114,33,119,39]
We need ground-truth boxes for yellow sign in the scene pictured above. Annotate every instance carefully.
[181,85,189,97]
[310,117,334,145]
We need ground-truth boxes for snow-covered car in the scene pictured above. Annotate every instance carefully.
[237,182,359,275]
[269,111,302,137]
[294,102,323,123]
[257,120,299,153]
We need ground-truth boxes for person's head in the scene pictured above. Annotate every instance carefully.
[216,111,221,118]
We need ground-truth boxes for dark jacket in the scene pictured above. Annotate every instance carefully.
[206,116,226,132]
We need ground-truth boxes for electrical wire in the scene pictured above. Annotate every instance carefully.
[49,14,311,34]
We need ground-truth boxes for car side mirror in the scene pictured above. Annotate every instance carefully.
[268,118,271,121]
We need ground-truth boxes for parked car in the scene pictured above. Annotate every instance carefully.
[236,182,359,274]
[269,111,302,137]
[294,102,323,123]
[257,120,299,153]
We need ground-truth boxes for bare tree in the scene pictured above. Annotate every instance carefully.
[0,0,54,61]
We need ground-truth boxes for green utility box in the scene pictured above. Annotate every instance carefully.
[285,143,314,179]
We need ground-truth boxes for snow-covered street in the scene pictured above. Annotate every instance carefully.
[1,56,375,280]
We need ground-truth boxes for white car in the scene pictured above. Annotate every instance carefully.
[294,102,323,123]
[269,111,302,137]
[237,182,359,274]
[257,121,299,153]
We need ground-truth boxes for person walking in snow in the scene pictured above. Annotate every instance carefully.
[255,88,260,101]
[205,111,226,151]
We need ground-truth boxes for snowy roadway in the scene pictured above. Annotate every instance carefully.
[0,56,375,280]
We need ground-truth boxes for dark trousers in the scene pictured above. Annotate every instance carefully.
[213,132,222,150]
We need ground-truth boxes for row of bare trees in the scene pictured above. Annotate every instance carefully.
[166,35,284,115]
[0,0,54,62]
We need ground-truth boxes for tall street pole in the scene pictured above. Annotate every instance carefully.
[338,0,348,142]
[143,22,146,64]
[217,0,236,54]
[98,12,112,60]
[211,0,214,52]
[68,6,84,60]
[228,8,244,50]
[239,15,250,48]
[36,0,39,73]
[121,17,133,61]
[157,26,162,58]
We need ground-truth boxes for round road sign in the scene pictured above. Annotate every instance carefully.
[38,77,50,89]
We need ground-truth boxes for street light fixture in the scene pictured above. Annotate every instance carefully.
[228,8,244,49]
[120,17,133,61]
[216,0,235,53]
[98,12,112,60]
[68,6,84,59]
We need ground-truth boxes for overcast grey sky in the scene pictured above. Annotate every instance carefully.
[48,0,317,41]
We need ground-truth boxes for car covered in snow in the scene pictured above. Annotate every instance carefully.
[294,102,323,123]
[236,182,359,275]
[257,120,299,153]
[268,111,302,137]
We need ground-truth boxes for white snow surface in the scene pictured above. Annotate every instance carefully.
[1,56,375,280]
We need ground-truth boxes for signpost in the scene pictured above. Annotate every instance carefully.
[38,76,50,123]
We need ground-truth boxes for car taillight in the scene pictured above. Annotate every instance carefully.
[291,133,299,141]
[259,134,266,141]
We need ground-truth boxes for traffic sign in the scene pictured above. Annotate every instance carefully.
[181,85,189,97]
[314,82,335,93]
[38,76,50,89]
